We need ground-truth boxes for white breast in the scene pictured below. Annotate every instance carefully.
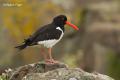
[38,27,64,48]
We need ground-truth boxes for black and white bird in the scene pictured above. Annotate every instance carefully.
[15,15,79,64]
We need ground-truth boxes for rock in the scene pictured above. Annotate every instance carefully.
[22,68,114,80]
[10,62,67,80]
[0,62,114,80]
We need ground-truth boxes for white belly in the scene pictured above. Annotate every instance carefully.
[38,39,60,48]
[38,27,64,48]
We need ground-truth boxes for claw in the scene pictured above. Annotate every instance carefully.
[45,59,59,64]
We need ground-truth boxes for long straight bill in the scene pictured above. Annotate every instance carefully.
[65,21,79,30]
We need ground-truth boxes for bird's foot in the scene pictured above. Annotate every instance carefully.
[45,59,59,64]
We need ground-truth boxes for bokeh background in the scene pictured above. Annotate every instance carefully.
[0,0,120,80]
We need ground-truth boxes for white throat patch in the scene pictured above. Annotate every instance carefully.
[56,27,62,31]
[56,27,64,40]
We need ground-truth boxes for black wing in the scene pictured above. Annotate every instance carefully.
[28,24,62,45]
[15,23,62,50]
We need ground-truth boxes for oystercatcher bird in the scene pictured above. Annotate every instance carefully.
[15,15,79,64]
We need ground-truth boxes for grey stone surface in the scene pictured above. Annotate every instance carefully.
[22,68,114,80]
[0,62,114,80]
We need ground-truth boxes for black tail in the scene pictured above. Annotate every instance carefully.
[15,38,31,50]
[15,44,27,50]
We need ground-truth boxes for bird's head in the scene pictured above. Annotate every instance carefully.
[53,15,79,30]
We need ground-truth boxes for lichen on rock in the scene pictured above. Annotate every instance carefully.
[0,62,114,80]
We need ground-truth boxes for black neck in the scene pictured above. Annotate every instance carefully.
[52,22,65,32]
[60,26,65,32]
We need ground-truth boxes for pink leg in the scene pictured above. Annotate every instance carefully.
[48,48,53,60]
[40,48,48,61]
[46,48,58,64]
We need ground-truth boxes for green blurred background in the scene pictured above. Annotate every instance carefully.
[0,0,120,80]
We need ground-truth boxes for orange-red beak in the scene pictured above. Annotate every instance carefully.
[65,21,79,30]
